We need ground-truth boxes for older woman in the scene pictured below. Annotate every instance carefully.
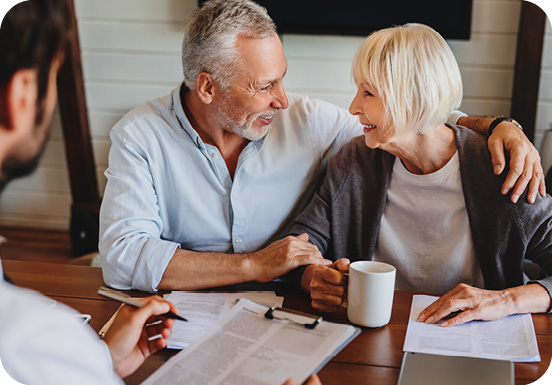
[291,23,552,326]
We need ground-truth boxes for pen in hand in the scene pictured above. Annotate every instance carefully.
[97,286,187,321]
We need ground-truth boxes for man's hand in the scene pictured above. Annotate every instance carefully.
[416,283,551,327]
[103,296,177,378]
[302,258,350,313]
[249,233,331,283]
[488,121,546,203]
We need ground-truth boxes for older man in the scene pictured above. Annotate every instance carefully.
[99,0,544,292]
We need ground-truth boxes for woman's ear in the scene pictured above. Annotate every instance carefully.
[195,72,215,104]
[2,69,37,133]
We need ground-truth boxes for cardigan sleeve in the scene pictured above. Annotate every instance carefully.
[514,193,552,310]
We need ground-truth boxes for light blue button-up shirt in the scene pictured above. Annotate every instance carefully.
[99,87,360,290]
[99,86,465,291]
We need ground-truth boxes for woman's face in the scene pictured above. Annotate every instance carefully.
[349,83,395,149]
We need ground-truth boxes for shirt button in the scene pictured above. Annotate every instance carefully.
[211,152,219,159]
[235,238,242,244]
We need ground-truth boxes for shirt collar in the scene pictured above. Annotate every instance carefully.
[172,83,204,148]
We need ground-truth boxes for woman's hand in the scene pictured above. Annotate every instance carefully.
[416,283,551,327]
[102,295,178,378]
[302,258,350,313]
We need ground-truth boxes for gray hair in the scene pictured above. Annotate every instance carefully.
[182,0,277,91]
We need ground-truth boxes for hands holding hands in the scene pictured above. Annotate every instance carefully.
[302,258,350,313]
[251,233,331,283]
[102,295,178,378]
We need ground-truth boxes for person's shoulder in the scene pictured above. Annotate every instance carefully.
[449,123,487,147]
[331,136,385,169]
[112,92,174,136]
[285,93,345,113]
[340,135,383,158]
[114,96,170,128]
[279,93,355,138]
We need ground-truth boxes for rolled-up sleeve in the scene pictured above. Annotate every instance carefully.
[100,123,179,291]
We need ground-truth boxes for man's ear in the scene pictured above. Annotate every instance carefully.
[2,69,37,132]
[195,72,216,104]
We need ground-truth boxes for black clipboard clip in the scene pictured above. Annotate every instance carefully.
[264,307,322,329]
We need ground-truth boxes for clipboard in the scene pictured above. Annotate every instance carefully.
[141,299,361,385]
[264,305,360,380]
[264,306,323,329]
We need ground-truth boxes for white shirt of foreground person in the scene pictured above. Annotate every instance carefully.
[0,263,123,385]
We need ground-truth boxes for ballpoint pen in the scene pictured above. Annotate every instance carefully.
[97,286,187,321]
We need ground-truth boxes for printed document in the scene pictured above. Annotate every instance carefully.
[403,295,540,362]
[142,299,360,385]
[164,291,284,349]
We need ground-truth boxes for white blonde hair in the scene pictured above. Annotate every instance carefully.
[351,23,463,136]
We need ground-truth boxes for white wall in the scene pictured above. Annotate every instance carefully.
[0,0,548,230]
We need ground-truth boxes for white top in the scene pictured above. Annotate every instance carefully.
[374,152,485,293]
[0,262,122,385]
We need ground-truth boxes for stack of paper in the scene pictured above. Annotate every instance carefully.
[403,295,540,362]
[164,291,284,350]
[142,299,360,385]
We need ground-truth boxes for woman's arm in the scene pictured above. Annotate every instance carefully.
[416,282,551,327]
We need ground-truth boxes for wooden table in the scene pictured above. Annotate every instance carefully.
[3,259,551,385]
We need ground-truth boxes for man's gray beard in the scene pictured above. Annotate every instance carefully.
[212,101,275,141]
[231,122,272,141]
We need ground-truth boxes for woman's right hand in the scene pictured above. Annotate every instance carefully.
[302,258,350,313]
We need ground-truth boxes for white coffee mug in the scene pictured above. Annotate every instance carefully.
[347,260,396,328]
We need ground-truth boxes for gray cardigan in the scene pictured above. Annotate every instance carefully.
[290,125,552,296]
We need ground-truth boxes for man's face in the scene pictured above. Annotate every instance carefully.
[212,33,289,141]
[0,58,61,192]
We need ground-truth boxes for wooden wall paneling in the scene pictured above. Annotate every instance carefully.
[510,1,546,143]
[56,0,101,256]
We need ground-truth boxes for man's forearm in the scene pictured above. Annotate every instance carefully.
[157,248,254,290]
[157,234,327,290]
[457,116,494,137]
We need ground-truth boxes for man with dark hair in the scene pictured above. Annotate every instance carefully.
[100,0,545,293]
[0,0,68,191]
[0,2,178,384]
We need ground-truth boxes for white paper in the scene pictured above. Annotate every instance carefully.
[403,295,540,362]
[164,291,284,349]
[142,299,359,385]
